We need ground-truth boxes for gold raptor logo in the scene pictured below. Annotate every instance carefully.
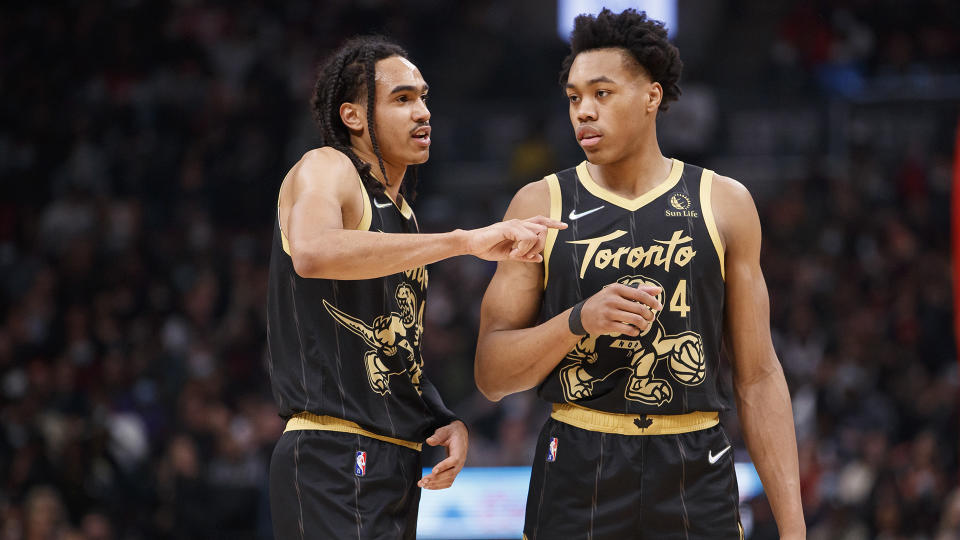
[322,282,424,396]
[559,275,706,407]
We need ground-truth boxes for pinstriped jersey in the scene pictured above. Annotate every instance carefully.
[266,161,455,442]
[538,159,730,415]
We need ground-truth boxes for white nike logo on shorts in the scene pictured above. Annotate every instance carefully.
[708,445,731,464]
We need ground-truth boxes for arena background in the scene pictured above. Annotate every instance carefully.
[1,1,958,538]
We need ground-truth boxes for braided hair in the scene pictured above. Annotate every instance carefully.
[311,35,418,200]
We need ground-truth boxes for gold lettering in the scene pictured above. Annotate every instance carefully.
[610,246,630,269]
[568,230,628,278]
[655,230,693,272]
[595,249,613,269]
[611,339,643,350]
[675,246,696,267]
[650,245,667,269]
[567,229,696,277]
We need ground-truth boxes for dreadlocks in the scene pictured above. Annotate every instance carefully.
[311,35,418,200]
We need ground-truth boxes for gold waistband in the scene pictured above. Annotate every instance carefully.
[284,412,422,452]
[551,403,719,436]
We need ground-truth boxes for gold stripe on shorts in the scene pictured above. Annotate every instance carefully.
[551,403,719,436]
[284,411,422,451]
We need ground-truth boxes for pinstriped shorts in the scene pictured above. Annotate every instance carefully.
[269,429,421,540]
[524,417,743,540]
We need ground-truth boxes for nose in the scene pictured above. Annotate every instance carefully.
[576,98,597,123]
[413,98,430,123]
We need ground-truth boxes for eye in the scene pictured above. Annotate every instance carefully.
[567,94,580,103]
[396,95,409,103]
[596,89,610,98]
[420,94,429,103]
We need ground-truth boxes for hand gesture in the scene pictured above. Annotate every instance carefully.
[465,216,566,262]
[418,420,468,490]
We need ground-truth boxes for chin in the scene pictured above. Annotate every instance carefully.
[582,148,611,165]
[411,148,430,164]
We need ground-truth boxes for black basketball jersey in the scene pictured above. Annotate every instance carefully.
[266,162,456,442]
[538,159,730,415]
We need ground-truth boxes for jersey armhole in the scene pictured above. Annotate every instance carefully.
[278,178,291,256]
[543,174,562,289]
[354,173,372,231]
[278,167,371,258]
[700,168,725,280]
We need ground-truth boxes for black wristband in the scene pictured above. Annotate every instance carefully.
[568,300,588,336]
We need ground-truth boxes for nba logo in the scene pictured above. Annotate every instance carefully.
[546,437,558,462]
[355,451,367,477]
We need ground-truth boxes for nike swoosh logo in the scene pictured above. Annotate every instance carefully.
[568,206,604,220]
[708,445,731,464]
[374,201,393,209]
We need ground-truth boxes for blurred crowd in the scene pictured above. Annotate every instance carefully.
[1,1,957,539]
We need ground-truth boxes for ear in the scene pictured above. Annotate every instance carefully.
[646,82,663,113]
[339,101,365,134]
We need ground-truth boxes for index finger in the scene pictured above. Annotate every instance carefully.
[523,215,567,230]
[430,455,458,476]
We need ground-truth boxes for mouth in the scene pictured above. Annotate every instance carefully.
[411,125,431,148]
[577,126,602,148]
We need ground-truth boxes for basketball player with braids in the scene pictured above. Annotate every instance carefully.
[476,9,804,539]
[267,36,564,539]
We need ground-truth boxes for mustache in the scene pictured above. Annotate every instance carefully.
[409,122,430,135]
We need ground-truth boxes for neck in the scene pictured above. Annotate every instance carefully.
[586,130,671,198]
[351,145,406,201]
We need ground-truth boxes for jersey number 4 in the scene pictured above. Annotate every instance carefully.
[670,279,691,318]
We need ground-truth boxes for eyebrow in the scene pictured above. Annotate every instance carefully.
[389,83,429,94]
[566,76,617,89]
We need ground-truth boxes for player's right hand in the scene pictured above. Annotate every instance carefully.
[578,284,663,336]
[465,216,566,262]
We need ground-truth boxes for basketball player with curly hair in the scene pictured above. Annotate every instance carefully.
[475,9,804,539]
[266,36,564,539]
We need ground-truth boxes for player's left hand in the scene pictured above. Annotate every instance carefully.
[418,420,468,490]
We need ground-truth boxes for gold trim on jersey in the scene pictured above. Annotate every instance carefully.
[356,174,373,231]
[276,171,371,256]
[699,168,724,280]
[543,174,562,289]
[551,403,719,435]
[379,190,414,220]
[284,411,423,451]
[575,158,684,212]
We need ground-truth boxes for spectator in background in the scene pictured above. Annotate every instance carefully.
[0,2,956,538]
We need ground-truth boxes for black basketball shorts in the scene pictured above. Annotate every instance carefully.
[269,415,423,540]
[524,405,743,540]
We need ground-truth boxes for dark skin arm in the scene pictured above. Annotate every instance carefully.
[475,181,661,401]
[714,174,805,538]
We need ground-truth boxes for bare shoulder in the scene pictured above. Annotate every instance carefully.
[712,173,754,210]
[710,172,760,247]
[280,147,363,231]
[503,178,551,220]
[290,147,357,193]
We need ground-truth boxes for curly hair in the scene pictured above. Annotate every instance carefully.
[311,35,418,199]
[559,8,683,111]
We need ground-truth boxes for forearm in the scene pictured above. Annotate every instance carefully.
[475,309,581,401]
[292,229,468,280]
[736,364,805,537]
